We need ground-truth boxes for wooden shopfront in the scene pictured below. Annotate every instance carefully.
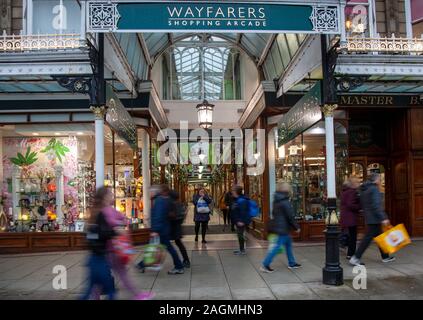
[340,93,423,237]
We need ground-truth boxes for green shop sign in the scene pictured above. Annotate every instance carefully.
[106,85,138,150]
[87,1,340,34]
[277,82,322,147]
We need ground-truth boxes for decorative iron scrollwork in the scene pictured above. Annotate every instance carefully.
[53,76,91,93]
[335,76,368,92]
[310,6,339,33]
[88,1,121,31]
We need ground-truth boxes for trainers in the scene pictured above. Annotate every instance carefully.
[233,250,246,255]
[288,263,302,269]
[346,256,352,260]
[134,291,155,300]
[168,268,184,275]
[349,256,365,266]
[382,257,396,263]
[183,260,191,268]
[260,266,274,273]
[136,262,145,273]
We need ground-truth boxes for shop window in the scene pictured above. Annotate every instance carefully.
[0,124,96,232]
[275,121,346,222]
[31,0,82,34]
[345,0,371,38]
[349,163,365,183]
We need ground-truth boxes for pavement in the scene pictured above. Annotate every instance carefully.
[1,233,423,300]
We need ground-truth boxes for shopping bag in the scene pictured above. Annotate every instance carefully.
[143,236,166,270]
[373,224,411,255]
[112,233,135,265]
[267,233,284,255]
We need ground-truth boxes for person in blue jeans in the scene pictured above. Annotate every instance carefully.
[81,187,116,300]
[137,184,184,274]
[261,182,302,273]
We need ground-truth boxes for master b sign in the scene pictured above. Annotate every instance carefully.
[86,0,342,34]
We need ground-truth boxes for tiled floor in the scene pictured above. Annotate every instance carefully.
[1,234,423,300]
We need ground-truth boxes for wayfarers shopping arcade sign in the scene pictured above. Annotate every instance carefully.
[277,82,322,147]
[87,1,341,33]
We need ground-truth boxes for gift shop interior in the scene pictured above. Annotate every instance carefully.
[0,123,145,233]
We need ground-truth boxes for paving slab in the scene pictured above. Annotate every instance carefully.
[270,283,320,300]
[231,287,276,300]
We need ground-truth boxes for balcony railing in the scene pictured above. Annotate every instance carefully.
[342,36,423,54]
[0,33,86,52]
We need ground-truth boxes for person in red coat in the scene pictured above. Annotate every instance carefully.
[340,176,362,259]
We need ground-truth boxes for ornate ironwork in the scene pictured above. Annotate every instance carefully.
[321,104,338,117]
[87,39,100,106]
[0,32,85,52]
[343,36,423,54]
[335,76,368,92]
[310,6,339,33]
[322,38,340,104]
[88,1,121,31]
[53,76,91,93]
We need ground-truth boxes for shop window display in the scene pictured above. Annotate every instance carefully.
[275,121,348,222]
[104,126,144,230]
[0,125,96,232]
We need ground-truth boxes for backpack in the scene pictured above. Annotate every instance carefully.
[246,198,259,218]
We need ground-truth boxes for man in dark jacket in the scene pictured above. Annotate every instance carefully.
[349,173,395,266]
[138,185,184,274]
[224,191,235,231]
[261,182,301,272]
[230,185,251,255]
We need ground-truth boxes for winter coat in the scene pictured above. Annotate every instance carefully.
[86,211,116,256]
[359,182,387,225]
[230,195,251,225]
[151,195,172,238]
[193,194,212,222]
[340,187,361,228]
[267,192,299,235]
[169,193,185,240]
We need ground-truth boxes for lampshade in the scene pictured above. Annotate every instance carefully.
[196,99,214,129]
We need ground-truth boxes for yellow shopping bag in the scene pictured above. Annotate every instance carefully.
[374,224,411,255]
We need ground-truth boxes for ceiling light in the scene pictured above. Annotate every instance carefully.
[199,153,206,162]
[198,166,204,173]
[254,152,260,160]
[198,174,202,179]
[54,132,60,136]
[77,132,83,135]
[32,133,39,136]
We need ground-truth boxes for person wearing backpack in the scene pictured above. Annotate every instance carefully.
[169,190,190,268]
[230,185,251,255]
[193,188,212,243]
[260,182,302,273]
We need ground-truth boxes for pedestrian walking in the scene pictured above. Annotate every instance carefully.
[193,188,212,243]
[340,176,362,259]
[169,190,191,268]
[224,190,235,232]
[100,188,153,300]
[230,185,251,255]
[138,185,185,274]
[80,187,116,300]
[349,173,396,266]
[261,182,301,272]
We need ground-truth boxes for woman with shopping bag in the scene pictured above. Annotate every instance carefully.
[137,185,184,275]
[193,188,212,243]
[349,173,396,266]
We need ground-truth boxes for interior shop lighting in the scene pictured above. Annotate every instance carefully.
[305,157,325,161]
[254,152,260,160]
[199,152,206,162]
[32,133,39,136]
[54,132,60,136]
[198,166,204,173]
[278,146,285,159]
[198,174,203,179]
[77,132,84,135]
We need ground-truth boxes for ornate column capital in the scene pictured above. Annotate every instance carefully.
[321,104,338,117]
[90,105,107,120]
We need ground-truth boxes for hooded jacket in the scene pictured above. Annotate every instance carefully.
[267,192,299,235]
[151,194,172,238]
[340,186,361,228]
[230,195,251,225]
[359,181,387,225]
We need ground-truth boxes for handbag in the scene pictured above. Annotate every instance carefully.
[374,224,411,255]
[143,236,166,270]
[196,198,210,214]
[112,233,135,265]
